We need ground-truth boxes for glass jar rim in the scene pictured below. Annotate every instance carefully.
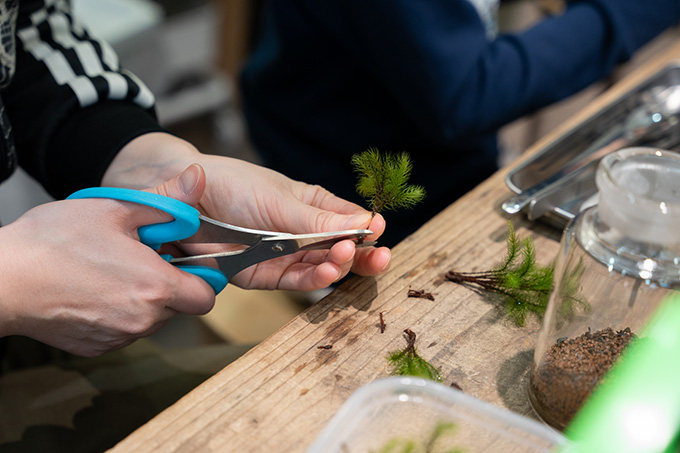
[596,147,680,245]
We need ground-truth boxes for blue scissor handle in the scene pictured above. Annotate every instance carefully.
[68,187,200,248]
[67,187,228,294]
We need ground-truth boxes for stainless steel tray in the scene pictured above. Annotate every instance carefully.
[504,61,680,229]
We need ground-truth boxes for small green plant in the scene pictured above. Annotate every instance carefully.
[373,420,464,453]
[445,221,587,326]
[388,329,442,383]
[555,254,590,329]
[351,148,426,218]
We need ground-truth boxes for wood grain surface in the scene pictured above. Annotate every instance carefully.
[110,38,680,453]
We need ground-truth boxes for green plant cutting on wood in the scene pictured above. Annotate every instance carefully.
[388,329,443,383]
[444,221,585,326]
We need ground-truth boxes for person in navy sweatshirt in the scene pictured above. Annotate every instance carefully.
[240,0,680,246]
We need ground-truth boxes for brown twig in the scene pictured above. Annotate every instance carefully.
[403,329,417,355]
[407,288,435,301]
[317,345,333,350]
[445,270,503,292]
[379,311,386,333]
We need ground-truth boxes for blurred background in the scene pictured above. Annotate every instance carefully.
[0,0,676,353]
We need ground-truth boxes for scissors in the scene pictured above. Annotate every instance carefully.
[67,187,375,294]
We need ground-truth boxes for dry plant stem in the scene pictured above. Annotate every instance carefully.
[403,329,417,355]
[388,329,443,382]
[408,288,435,301]
[445,270,506,292]
[379,312,386,333]
[445,270,551,298]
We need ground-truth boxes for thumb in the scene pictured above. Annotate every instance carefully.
[295,203,386,240]
[146,164,206,207]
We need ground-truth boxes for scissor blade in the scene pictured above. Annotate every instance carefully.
[179,215,289,246]
[171,229,375,280]
[298,238,377,251]
[263,228,372,247]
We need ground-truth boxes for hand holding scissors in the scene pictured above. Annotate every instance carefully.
[0,164,387,357]
[67,188,376,294]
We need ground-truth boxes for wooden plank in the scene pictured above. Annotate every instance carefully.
[110,35,680,453]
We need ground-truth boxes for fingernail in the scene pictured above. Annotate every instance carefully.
[380,253,392,272]
[179,164,200,195]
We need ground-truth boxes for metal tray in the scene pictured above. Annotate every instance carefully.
[504,61,680,228]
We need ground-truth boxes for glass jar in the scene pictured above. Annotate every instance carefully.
[528,147,680,430]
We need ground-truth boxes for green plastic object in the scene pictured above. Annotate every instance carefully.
[564,292,680,452]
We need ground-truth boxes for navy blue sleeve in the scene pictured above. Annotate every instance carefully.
[298,0,679,142]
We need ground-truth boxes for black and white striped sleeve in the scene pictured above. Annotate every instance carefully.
[3,0,165,199]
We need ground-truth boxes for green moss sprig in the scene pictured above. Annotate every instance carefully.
[445,222,556,326]
[387,329,442,383]
[373,420,463,453]
[351,148,426,218]
[446,221,589,326]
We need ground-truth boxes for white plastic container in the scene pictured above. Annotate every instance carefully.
[307,377,566,453]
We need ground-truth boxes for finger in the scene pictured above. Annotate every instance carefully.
[163,266,217,315]
[274,241,355,290]
[298,184,368,215]
[146,163,206,208]
[350,247,392,276]
[324,239,356,278]
[365,214,386,240]
[280,199,384,238]
[274,199,368,234]
[278,261,342,292]
[111,164,208,233]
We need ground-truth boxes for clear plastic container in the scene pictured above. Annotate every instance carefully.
[307,377,566,453]
[528,147,680,430]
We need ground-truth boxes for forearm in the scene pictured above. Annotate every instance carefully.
[101,132,204,190]
[0,226,22,337]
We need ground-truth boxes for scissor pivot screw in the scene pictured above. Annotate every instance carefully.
[272,243,285,252]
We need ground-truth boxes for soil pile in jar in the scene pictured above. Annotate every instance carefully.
[530,327,635,430]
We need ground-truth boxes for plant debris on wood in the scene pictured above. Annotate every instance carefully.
[387,329,442,383]
[317,345,333,350]
[379,311,386,333]
[408,288,435,301]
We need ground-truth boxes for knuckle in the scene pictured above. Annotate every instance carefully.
[314,210,338,233]
[124,318,155,336]
[194,296,216,315]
